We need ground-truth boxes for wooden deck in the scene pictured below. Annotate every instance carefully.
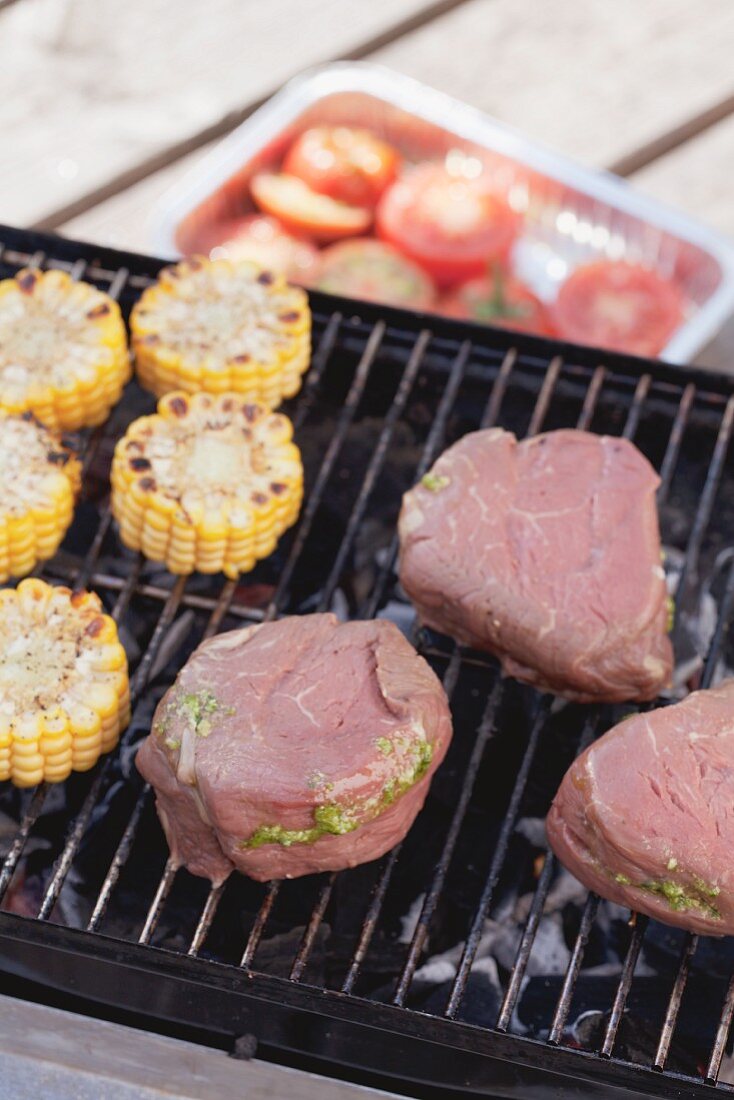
[3,0,734,367]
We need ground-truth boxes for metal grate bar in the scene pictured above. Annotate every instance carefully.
[621,374,651,440]
[87,785,151,932]
[240,881,279,968]
[139,858,177,945]
[575,366,606,431]
[362,340,473,620]
[36,577,188,920]
[318,329,431,612]
[341,846,401,995]
[707,970,734,1083]
[526,356,564,438]
[265,320,386,619]
[290,873,337,981]
[548,894,601,1043]
[392,676,504,1007]
[657,383,695,504]
[495,710,602,1031]
[600,914,649,1057]
[188,881,226,958]
[290,312,342,432]
[445,701,550,1018]
[480,349,517,431]
[676,395,734,591]
[654,932,699,1069]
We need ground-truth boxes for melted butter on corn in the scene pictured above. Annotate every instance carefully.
[0,411,81,582]
[111,391,303,578]
[0,579,130,787]
[0,268,130,431]
[131,256,311,407]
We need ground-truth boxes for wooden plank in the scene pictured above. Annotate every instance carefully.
[0,994,403,1100]
[61,143,217,255]
[627,115,734,372]
[0,0,458,227]
[371,0,734,171]
[631,114,734,240]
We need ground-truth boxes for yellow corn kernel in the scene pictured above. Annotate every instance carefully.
[0,269,130,432]
[0,411,82,582]
[111,391,303,579]
[130,256,311,408]
[0,579,129,787]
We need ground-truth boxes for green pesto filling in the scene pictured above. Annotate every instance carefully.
[241,739,434,850]
[666,595,675,634]
[614,871,720,919]
[376,737,394,756]
[421,473,450,493]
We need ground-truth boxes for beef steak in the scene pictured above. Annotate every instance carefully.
[547,681,734,935]
[398,427,672,702]
[137,613,452,882]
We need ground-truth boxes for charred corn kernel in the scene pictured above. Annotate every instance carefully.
[0,268,130,431]
[0,411,81,582]
[131,256,311,408]
[111,391,303,579]
[0,580,130,787]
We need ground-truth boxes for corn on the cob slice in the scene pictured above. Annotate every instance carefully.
[111,391,303,578]
[131,257,311,408]
[0,579,130,787]
[0,268,130,432]
[0,411,81,583]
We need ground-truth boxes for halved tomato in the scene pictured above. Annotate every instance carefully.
[376,160,522,287]
[441,269,554,335]
[283,126,399,209]
[207,215,319,282]
[251,173,371,242]
[553,260,685,357]
[313,239,435,309]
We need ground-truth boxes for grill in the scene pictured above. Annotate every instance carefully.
[1,224,734,1100]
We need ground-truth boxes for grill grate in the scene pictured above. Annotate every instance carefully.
[1,226,734,1098]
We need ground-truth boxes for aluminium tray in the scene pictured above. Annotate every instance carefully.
[152,61,734,365]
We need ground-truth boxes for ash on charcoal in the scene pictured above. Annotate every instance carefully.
[571,1007,706,1077]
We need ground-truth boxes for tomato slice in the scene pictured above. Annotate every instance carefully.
[251,173,372,241]
[283,127,400,209]
[376,160,522,287]
[313,239,435,309]
[203,215,319,282]
[553,260,685,357]
[441,269,554,335]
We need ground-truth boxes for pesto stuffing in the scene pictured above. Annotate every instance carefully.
[609,863,720,919]
[421,473,450,493]
[241,736,435,849]
[376,737,394,756]
[176,689,234,738]
[666,595,675,634]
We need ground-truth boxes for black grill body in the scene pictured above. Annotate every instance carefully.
[0,226,734,1099]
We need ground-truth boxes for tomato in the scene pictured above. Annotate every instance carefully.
[251,173,371,242]
[283,127,399,209]
[441,269,554,335]
[205,215,319,282]
[376,160,522,287]
[553,260,685,357]
[313,239,435,309]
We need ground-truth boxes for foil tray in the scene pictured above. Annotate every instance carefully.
[151,61,734,364]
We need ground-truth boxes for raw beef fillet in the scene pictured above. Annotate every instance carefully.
[137,613,452,883]
[398,427,672,702]
[547,681,734,935]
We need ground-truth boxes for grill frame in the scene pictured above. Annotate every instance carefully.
[1,224,734,1099]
